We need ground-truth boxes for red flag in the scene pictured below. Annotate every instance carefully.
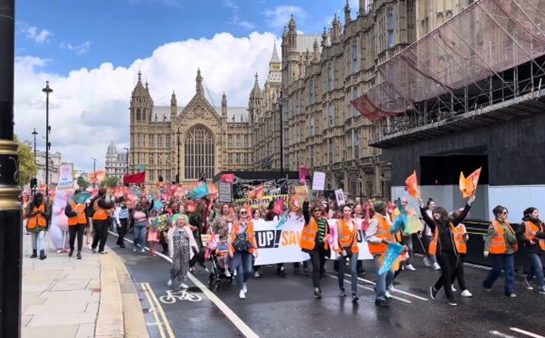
[220,173,235,184]
[405,171,420,199]
[123,171,146,184]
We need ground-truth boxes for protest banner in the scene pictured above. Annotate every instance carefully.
[234,194,288,209]
[218,181,232,203]
[335,189,346,206]
[312,172,326,191]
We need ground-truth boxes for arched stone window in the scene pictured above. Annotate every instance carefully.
[184,125,215,179]
[136,108,141,121]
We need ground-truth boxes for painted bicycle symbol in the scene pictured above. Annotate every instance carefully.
[159,289,202,304]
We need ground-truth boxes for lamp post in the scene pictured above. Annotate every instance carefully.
[42,81,53,198]
[176,130,180,183]
[0,1,23,337]
[92,157,97,188]
[31,128,38,193]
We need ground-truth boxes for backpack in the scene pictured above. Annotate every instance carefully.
[233,230,253,252]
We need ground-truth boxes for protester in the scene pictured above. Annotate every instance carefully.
[132,204,148,253]
[335,204,360,303]
[147,210,161,256]
[449,210,472,297]
[90,189,114,254]
[26,192,51,260]
[168,215,199,289]
[229,207,257,299]
[353,203,366,276]
[421,195,474,306]
[65,189,88,259]
[483,205,518,297]
[300,199,330,299]
[422,198,441,271]
[516,207,545,294]
[114,197,130,248]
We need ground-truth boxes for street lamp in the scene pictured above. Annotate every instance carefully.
[176,130,181,183]
[92,157,97,188]
[42,81,53,198]
[31,128,38,194]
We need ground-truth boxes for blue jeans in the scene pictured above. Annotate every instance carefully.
[133,225,147,248]
[483,254,515,295]
[337,253,359,296]
[374,254,395,301]
[526,253,545,288]
[232,251,253,290]
[31,230,46,252]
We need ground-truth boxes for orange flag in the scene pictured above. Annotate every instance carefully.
[459,167,481,198]
[405,171,420,198]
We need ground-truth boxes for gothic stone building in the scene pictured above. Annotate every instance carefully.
[129,70,252,183]
[105,142,128,180]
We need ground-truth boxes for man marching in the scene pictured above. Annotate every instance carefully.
[90,188,114,254]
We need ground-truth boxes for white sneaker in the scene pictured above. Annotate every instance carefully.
[180,283,188,289]
[433,263,441,271]
[389,285,397,292]
[423,257,431,267]
[253,271,260,278]
[461,289,473,297]
[451,285,457,292]
[523,279,534,290]
[224,269,231,277]
[406,264,416,271]
[239,290,246,299]
[167,279,172,287]
[242,283,248,294]
[385,290,392,299]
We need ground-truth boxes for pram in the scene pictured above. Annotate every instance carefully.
[206,237,233,290]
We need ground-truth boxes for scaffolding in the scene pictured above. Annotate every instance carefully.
[352,0,545,144]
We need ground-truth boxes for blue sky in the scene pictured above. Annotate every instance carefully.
[15,0,361,171]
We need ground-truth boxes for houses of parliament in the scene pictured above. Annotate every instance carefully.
[127,0,473,199]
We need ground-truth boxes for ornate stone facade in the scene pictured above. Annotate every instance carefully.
[128,70,252,183]
[105,142,128,179]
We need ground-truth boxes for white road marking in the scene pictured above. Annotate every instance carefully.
[110,231,259,338]
[141,282,167,338]
[327,274,412,304]
[143,283,176,338]
[489,330,516,338]
[510,327,545,338]
[350,275,429,301]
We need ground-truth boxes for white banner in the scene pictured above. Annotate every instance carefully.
[253,214,310,265]
[57,163,74,189]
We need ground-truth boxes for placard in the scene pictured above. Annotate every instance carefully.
[335,188,346,206]
[57,164,74,189]
[312,171,326,191]
[218,181,232,203]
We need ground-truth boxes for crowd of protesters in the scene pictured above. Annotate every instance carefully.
[22,181,545,307]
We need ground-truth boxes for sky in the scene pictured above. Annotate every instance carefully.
[15,0,362,172]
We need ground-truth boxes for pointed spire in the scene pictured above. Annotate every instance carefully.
[221,91,227,107]
[321,27,329,47]
[170,90,177,106]
[344,0,352,26]
[250,73,261,99]
[271,43,280,63]
[313,39,320,60]
[288,14,296,32]
[137,70,142,83]
[196,68,204,96]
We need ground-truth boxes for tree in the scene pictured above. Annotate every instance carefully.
[100,175,119,188]
[77,176,90,190]
[15,135,36,187]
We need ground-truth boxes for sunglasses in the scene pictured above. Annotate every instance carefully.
[501,211,508,215]
[240,211,247,215]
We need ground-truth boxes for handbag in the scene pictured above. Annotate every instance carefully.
[342,246,353,257]
[233,231,253,252]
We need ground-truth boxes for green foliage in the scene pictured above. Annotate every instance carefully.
[77,176,90,190]
[15,135,36,187]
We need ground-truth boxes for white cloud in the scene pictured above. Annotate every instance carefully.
[22,25,53,44]
[15,32,278,172]
[263,5,306,30]
[60,41,91,55]
[224,0,255,30]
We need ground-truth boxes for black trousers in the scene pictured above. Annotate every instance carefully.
[69,224,85,252]
[434,252,458,300]
[92,220,109,252]
[451,253,467,291]
[116,219,128,245]
[309,245,327,289]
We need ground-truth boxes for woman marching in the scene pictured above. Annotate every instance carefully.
[517,207,545,294]
[168,215,199,290]
[229,207,258,299]
[300,199,330,299]
[420,195,475,306]
[482,205,518,297]
[335,204,360,303]
[26,192,51,260]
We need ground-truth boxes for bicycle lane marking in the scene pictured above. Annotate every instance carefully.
[143,282,176,338]
[158,289,203,304]
[111,232,259,338]
[141,282,167,338]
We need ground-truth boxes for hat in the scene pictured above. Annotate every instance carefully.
[374,201,386,214]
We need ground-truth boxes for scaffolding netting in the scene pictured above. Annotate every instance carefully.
[352,0,545,121]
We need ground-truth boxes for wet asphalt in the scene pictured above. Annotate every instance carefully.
[106,233,545,338]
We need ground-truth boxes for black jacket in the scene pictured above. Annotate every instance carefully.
[420,203,471,255]
[516,217,545,254]
[65,200,88,225]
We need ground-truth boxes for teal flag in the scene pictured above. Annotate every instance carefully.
[73,192,91,204]
[379,243,405,275]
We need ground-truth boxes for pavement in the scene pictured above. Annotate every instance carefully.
[21,229,148,338]
[107,232,545,338]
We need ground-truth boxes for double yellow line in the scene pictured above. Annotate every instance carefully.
[141,282,175,338]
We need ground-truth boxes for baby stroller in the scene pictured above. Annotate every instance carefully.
[206,236,233,290]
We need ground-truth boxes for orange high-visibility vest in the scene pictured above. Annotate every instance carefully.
[489,220,517,254]
[338,219,359,254]
[454,224,467,254]
[68,200,87,226]
[92,199,109,221]
[300,217,329,251]
[229,221,257,255]
[27,204,47,229]
[368,214,393,255]
[428,223,458,256]
[525,221,545,251]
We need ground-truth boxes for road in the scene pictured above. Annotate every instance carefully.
[106,233,545,338]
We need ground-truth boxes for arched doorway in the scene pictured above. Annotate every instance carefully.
[184,125,215,179]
